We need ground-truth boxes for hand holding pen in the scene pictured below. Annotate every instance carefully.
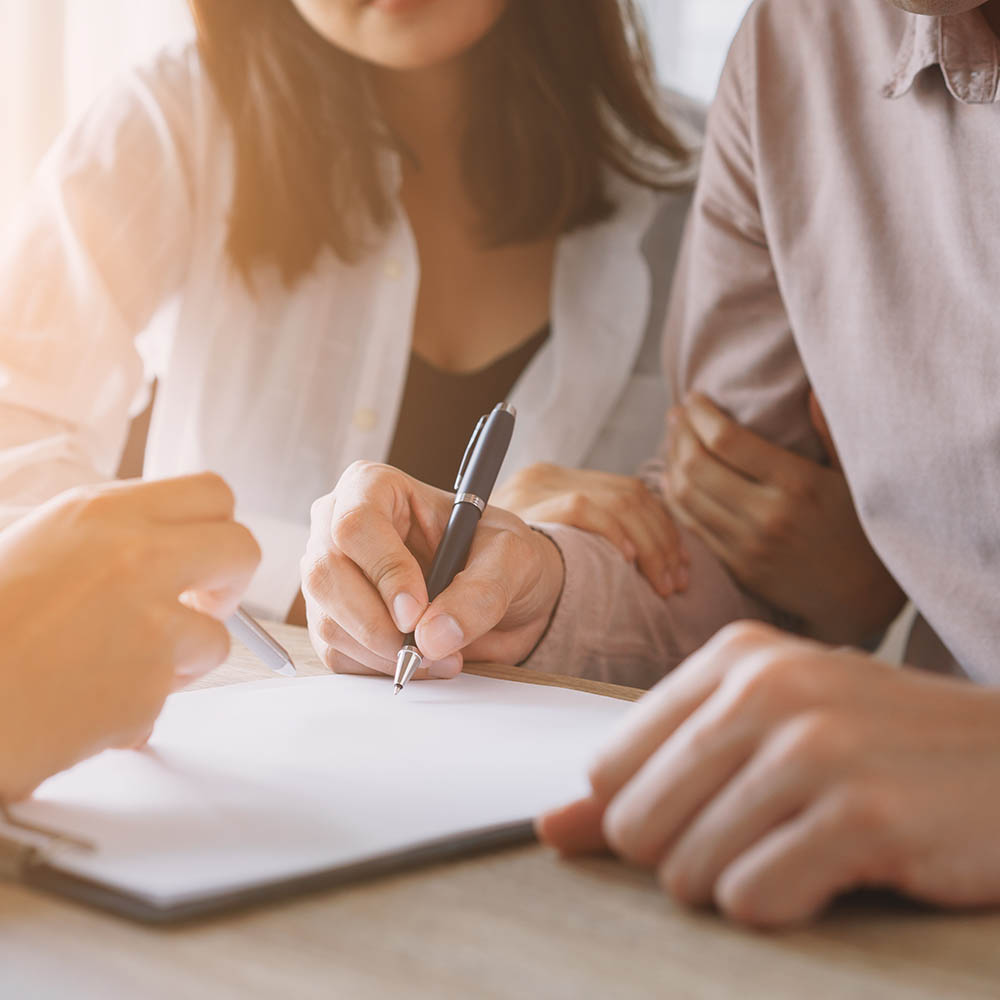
[300,409,567,683]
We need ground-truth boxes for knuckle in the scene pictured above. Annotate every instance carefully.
[302,553,334,600]
[330,506,368,552]
[565,492,593,521]
[714,620,778,655]
[659,858,696,904]
[313,613,343,647]
[785,475,820,507]
[233,523,262,565]
[309,492,332,526]
[351,617,385,656]
[464,575,511,622]
[669,470,696,508]
[323,646,358,675]
[195,471,235,512]
[703,421,738,456]
[601,803,638,863]
[64,483,116,520]
[775,711,854,773]
[827,783,891,839]
[760,505,796,543]
[725,650,806,715]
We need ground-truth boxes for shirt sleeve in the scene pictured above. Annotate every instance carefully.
[664,13,820,458]
[0,46,200,528]
[525,518,774,688]
[523,18,817,687]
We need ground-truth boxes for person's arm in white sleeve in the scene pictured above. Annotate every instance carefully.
[0,47,201,527]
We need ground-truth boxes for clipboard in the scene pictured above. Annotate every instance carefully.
[0,673,631,924]
[0,804,534,924]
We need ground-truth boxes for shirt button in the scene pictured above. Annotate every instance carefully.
[383,257,403,280]
[353,407,378,432]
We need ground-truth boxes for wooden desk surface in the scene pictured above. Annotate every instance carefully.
[2,626,999,1000]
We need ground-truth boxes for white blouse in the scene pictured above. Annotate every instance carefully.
[0,43,702,619]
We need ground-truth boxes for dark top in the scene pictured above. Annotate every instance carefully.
[387,325,550,492]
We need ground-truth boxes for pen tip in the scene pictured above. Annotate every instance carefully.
[393,684,403,697]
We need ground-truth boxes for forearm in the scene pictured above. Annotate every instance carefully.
[0,404,108,530]
[525,521,779,689]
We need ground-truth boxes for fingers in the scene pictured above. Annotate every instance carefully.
[304,546,406,662]
[165,521,261,615]
[526,494,635,562]
[304,592,462,680]
[809,392,842,471]
[413,526,533,661]
[169,605,232,682]
[87,472,237,524]
[618,486,689,598]
[326,471,438,632]
[602,690,759,867]
[536,795,610,855]
[713,793,871,927]
[658,729,814,906]
[588,623,774,802]
[682,394,813,490]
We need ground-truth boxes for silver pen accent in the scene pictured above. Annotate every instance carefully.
[226,607,296,677]
[393,644,422,695]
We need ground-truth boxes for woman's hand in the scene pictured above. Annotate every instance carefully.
[663,393,905,645]
[493,463,689,599]
[539,622,1000,928]
[301,462,566,678]
[0,475,260,802]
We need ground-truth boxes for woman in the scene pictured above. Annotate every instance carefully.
[0,0,897,667]
[0,0,701,623]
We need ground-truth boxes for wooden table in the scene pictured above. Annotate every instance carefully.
[2,625,999,999]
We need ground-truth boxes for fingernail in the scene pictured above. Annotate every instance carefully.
[419,614,464,660]
[676,567,690,591]
[660,572,675,597]
[428,655,463,679]
[393,592,424,632]
[623,541,637,562]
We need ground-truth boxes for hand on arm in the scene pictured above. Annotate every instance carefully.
[301,462,565,678]
[539,622,1000,927]
[663,392,905,644]
[493,463,689,598]
[0,474,260,802]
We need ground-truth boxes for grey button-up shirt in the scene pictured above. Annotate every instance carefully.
[530,0,1000,686]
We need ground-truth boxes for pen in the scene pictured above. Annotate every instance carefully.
[393,402,516,695]
[227,607,296,677]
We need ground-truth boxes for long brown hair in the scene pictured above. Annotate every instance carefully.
[188,0,690,288]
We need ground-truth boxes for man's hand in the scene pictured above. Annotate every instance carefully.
[538,622,1000,927]
[302,462,566,677]
[664,393,905,644]
[493,463,689,598]
[0,474,260,801]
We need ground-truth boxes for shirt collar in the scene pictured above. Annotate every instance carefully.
[884,9,1000,104]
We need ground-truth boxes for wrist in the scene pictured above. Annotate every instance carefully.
[515,528,566,666]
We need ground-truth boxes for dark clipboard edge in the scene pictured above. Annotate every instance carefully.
[20,819,538,926]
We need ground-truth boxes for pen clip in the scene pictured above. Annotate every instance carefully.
[454,414,487,492]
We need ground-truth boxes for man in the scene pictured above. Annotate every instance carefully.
[301,0,1000,926]
[1,474,259,802]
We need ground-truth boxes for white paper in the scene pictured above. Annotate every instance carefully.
[9,673,632,907]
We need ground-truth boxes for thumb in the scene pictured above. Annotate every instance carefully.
[809,392,841,471]
[536,796,610,855]
[413,523,540,661]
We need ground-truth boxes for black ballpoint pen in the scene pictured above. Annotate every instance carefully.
[393,402,516,695]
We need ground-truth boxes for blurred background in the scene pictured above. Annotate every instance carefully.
[0,0,752,227]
